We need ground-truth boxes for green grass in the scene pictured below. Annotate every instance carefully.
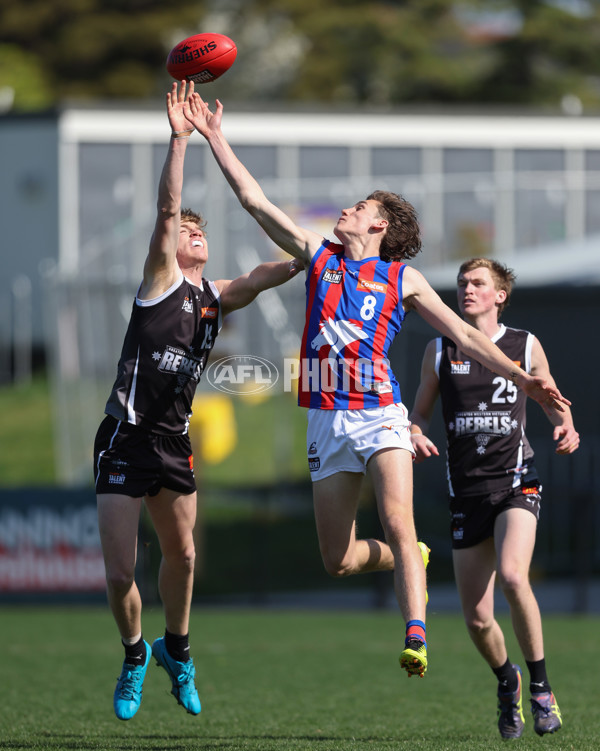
[2,608,599,750]
[0,377,56,484]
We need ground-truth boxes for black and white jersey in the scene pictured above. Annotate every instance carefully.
[436,324,536,497]
[104,273,221,435]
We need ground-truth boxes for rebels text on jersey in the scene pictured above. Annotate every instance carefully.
[104,274,221,435]
[436,325,536,497]
[299,240,406,409]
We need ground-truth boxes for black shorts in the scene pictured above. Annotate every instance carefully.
[94,415,197,497]
[449,481,542,549]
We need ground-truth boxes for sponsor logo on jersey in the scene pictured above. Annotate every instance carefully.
[311,317,368,362]
[450,360,471,375]
[322,268,343,284]
[451,411,514,437]
[182,296,194,314]
[157,345,203,382]
[308,457,321,472]
[357,279,387,294]
[201,306,218,318]
[369,380,392,394]
[108,472,126,485]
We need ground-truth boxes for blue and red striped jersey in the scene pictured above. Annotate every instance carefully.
[298,240,407,409]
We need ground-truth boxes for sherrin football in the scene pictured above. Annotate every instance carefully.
[166,33,237,84]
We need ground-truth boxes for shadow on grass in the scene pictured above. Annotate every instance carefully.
[0,732,448,751]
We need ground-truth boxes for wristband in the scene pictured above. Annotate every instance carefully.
[171,129,193,139]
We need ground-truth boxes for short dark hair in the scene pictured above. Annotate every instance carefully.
[458,257,517,314]
[181,208,207,231]
[367,190,422,262]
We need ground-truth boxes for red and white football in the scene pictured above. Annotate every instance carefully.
[166,33,237,84]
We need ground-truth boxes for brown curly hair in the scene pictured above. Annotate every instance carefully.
[367,190,422,262]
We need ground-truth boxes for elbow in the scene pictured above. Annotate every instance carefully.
[157,203,180,219]
[240,195,260,216]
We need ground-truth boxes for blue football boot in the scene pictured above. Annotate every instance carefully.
[113,640,151,720]
[152,637,201,715]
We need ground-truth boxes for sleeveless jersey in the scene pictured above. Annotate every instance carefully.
[299,240,406,409]
[436,324,536,497]
[104,274,221,435]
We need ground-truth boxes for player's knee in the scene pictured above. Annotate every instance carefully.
[497,567,529,595]
[178,546,196,574]
[106,568,136,596]
[380,513,412,548]
[464,613,493,636]
[322,554,353,578]
[164,544,196,574]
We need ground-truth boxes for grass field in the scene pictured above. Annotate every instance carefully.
[2,607,599,750]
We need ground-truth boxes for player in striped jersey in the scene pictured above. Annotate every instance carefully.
[409,258,578,736]
[186,93,571,680]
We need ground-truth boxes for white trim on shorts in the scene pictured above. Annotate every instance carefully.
[306,403,414,482]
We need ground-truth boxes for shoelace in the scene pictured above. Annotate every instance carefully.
[117,667,143,699]
[176,660,196,686]
[531,696,553,716]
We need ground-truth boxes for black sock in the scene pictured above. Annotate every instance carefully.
[122,635,146,665]
[492,658,518,693]
[165,629,191,662]
[526,658,551,694]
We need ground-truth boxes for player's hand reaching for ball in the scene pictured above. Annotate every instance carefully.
[166,80,195,135]
[184,93,223,138]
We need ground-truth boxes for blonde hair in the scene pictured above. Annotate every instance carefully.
[181,208,207,231]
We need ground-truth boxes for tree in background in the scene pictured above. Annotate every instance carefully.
[0,0,204,110]
[1,0,600,111]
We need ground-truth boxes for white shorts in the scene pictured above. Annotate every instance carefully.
[306,403,414,482]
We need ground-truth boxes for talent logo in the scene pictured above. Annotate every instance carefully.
[201,307,218,318]
[322,269,343,284]
[206,355,279,395]
[450,360,471,375]
[182,297,194,314]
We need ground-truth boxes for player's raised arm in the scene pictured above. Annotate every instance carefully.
[142,81,195,297]
[403,266,570,412]
[184,93,323,265]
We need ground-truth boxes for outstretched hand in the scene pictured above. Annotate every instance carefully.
[166,80,196,134]
[183,92,223,137]
[519,375,570,412]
